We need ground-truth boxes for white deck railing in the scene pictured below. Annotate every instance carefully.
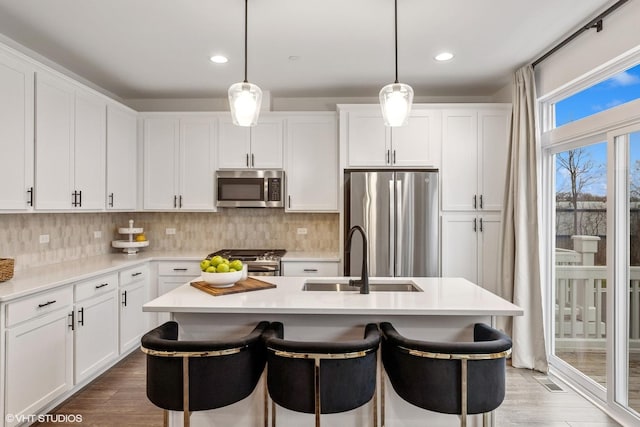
[555,265,640,347]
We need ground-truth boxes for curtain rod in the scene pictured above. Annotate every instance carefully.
[531,0,629,68]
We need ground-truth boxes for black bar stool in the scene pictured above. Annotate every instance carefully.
[141,320,269,427]
[263,321,380,427]
[380,322,512,427]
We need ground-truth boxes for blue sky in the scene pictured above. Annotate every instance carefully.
[556,63,640,127]
[555,64,640,197]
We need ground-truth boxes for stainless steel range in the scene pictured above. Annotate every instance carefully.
[207,249,286,276]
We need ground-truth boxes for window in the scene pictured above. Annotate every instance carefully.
[554,63,640,128]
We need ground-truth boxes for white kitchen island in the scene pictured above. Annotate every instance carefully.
[143,276,523,427]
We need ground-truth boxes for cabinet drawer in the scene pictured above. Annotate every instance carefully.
[75,273,118,302]
[281,261,339,277]
[6,286,73,327]
[157,261,201,276]
[119,265,148,287]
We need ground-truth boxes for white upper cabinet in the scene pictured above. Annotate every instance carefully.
[0,50,34,211]
[106,104,137,210]
[35,72,106,210]
[391,109,442,167]
[74,91,107,210]
[143,118,178,210]
[179,119,217,210]
[143,116,216,210]
[285,114,338,212]
[343,106,441,168]
[217,115,284,169]
[346,110,389,167]
[441,106,511,212]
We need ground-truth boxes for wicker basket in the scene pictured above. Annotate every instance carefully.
[0,258,15,282]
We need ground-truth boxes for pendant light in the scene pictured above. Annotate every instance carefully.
[379,0,413,127]
[228,0,262,127]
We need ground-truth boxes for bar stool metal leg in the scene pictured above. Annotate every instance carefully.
[183,356,190,427]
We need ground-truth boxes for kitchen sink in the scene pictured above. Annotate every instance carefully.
[301,280,423,292]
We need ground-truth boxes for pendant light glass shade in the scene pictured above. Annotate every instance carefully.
[228,82,262,127]
[228,0,262,127]
[380,0,413,127]
[379,82,413,127]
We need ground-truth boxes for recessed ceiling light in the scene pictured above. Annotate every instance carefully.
[210,55,228,64]
[288,55,300,61]
[435,52,454,62]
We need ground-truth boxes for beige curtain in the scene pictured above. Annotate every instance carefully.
[498,65,548,372]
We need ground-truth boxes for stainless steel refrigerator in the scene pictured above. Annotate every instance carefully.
[344,169,439,277]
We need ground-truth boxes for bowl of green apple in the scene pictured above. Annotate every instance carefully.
[200,256,245,288]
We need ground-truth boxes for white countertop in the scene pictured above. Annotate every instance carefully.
[0,251,205,302]
[0,250,340,302]
[143,276,523,317]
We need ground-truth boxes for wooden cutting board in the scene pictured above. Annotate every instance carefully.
[190,277,277,296]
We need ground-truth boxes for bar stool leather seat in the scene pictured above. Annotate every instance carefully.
[380,322,512,427]
[141,320,269,427]
[263,321,380,427]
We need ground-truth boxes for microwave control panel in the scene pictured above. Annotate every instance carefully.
[267,178,282,202]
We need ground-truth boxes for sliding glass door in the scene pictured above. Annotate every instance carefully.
[552,142,608,394]
[615,127,640,415]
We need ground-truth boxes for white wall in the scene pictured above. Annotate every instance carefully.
[535,0,640,97]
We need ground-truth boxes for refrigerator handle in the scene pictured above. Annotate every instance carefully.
[389,179,395,275]
[395,179,403,275]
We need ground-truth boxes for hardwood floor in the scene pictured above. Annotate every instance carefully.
[36,350,622,426]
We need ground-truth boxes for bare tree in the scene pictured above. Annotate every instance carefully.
[556,148,601,235]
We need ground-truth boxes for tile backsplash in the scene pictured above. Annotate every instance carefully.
[0,210,339,272]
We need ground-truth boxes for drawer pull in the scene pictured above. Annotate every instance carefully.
[122,290,127,307]
[303,269,318,273]
[78,307,85,326]
[95,283,109,289]
[37,300,57,308]
[173,268,188,272]
[131,272,143,277]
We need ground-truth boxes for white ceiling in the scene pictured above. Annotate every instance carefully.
[0,0,614,100]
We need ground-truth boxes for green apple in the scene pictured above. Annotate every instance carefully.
[221,258,230,265]
[216,263,230,273]
[205,266,217,273]
[229,268,237,272]
[200,259,211,271]
[229,260,243,271]
[210,256,223,267]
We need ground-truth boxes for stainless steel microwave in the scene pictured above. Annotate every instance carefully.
[216,170,285,208]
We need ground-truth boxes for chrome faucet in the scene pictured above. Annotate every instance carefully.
[346,225,370,294]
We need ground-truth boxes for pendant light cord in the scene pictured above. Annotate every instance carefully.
[243,0,248,83]
[394,0,398,84]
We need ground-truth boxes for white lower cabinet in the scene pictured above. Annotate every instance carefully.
[4,288,74,427]
[2,263,154,426]
[281,261,340,277]
[73,273,118,383]
[118,265,149,353]
[156,261,201,325]
[441,213,502,295]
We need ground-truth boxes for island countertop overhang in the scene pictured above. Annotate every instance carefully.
[143,276,524,317]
